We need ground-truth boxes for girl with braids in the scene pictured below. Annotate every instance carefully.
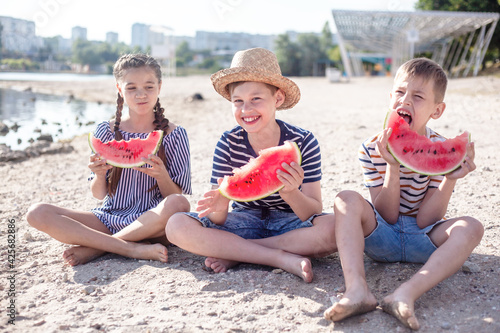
[27,54,192,266]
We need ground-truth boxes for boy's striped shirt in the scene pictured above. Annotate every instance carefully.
[211,119,321,211]
[358,127,445,216]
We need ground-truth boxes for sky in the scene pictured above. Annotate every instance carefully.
[2,0,417,44]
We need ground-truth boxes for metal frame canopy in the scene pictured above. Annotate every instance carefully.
[332,10,499,78]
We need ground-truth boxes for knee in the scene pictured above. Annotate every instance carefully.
[333,190,365,213]
[26,203,51,230]
[160,194,190,216]
[165,212,191,244]
[462,216,484,245]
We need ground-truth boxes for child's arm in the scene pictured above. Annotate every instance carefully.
[369,128,401,224]
[416,142,476,228]
[278,162,323,221]
[88,153,112,200]
[135,154,182,197]
[196,181,230,225]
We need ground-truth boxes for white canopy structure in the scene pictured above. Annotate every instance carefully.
[331,10,499,78]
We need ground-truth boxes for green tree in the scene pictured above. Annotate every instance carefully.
[0,22,3,60]
[176,41,194,67]
[72,39,102,66]
[274,34,301,76]
[297,33,324,76]
[416,0,500,64]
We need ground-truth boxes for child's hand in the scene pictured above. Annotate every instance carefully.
[88,153,112,177]
[196,179,230,218]
[277,161,304,194]
[133,154,168,179]
[445,142,476,180]
[376,128,399,166]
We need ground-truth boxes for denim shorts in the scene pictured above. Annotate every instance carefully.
[364,205,446,264]
[183,208,317,239]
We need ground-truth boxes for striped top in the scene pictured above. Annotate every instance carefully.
[211,119,322,211]
[358,127,445,216]
[89,121,191,233]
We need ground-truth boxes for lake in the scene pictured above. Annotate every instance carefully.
[0,72,112,82]
[0,87,115,150]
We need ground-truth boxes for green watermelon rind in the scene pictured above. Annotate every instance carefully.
[383,111,470,176]
[88,130,164,168]
[218,141,302,202]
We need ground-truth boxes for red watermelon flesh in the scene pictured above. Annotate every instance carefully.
[384,111,469,176]
[218,141,302,202]
[88,130,163,168]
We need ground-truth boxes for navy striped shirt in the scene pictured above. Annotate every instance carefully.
[90,121,191,233]
[211,119,321,211]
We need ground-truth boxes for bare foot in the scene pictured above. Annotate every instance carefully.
[63,246,105,266]
[380,296,420,330]
[205,257,238,273]
[324,288,378,322]
[280,255,313,283]
[132,243,168,263]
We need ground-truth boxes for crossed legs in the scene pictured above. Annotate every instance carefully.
[166,213,337,282]
[26,194,190,265]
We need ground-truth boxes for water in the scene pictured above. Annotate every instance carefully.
[0,72,112,82]
[0,88,115,150]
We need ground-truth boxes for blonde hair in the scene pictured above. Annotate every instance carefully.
[395,58,448,103]
[227,81,279,98]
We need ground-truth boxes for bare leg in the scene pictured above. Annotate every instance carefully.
[324,191,378,322]
[251,214,337,257]
[204,214,337,273]
[381,216,483,330]
[166,213,314,282]
[27,194,190,265]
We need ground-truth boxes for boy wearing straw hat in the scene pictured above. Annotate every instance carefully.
[167,48,336,282]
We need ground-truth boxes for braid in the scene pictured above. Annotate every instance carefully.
[153,98,169,131]
[107,93,125,197]
[113,92,124,134]
[148,98,170,193]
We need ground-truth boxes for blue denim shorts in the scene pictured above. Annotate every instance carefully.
[184,208,317,239]
[364,206,446,264]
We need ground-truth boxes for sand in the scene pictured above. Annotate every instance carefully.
[1,74,499,333]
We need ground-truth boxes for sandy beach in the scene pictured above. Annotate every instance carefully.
[1,73,499,333]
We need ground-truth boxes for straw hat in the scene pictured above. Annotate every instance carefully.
[210,48,301,110]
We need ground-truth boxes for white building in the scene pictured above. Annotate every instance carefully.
[0,16,41,55]
[106,31,119,45]
[131,23,176,76]
[194,31,277,52]
[71,26,87,42]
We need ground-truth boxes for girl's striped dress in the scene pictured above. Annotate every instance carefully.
[89,121,191,233]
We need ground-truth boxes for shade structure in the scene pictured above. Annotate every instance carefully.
[332,10,499,78]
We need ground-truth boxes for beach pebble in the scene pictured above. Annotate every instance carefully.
[82,286,96,295]
[462,261,481,273]
[441,322,452,329]
[0,121,9,134]
[23,231,36,242]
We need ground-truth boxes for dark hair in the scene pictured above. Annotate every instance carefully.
[108,54,169,196]
[395,57,448,103]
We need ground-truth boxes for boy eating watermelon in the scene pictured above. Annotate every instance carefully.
[324,58,483,330]
[166,48,336,282]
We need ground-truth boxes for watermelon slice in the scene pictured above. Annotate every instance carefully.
[384,110,469,176]
[218,141,302,202]
[88,130,163,168]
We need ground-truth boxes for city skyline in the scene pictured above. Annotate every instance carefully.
[2,0,417,44]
